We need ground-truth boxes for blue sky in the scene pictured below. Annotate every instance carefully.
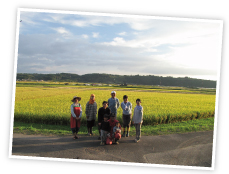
[17,9,223,80]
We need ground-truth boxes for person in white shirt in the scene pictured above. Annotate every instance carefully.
[121,95,132,137]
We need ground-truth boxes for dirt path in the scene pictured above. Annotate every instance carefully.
[11,131,213,167]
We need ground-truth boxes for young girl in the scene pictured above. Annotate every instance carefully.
[132,98,143,143]
[85,94,97,136]
[70,96,82,139]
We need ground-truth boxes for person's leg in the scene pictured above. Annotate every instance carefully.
[71,128,76,139]
[126,114,131,137]
[139,124,141,140]
[122,114,125,137]
[126,126,130,137]
[122,114,127,137]
[134,124,137,142]
[87,121,90,135]
[122,127,126,137]
[88,128,91,135]
[90,127,93,135]
[75,127,79,139]
[89,120,94,135]
[115,138,119,144]
[98,128,101,140]
[100,130,104,145]
[136,124,140,142]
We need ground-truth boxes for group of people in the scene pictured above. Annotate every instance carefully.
[70,91,143,145]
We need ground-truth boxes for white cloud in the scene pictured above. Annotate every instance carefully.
[118,32,126,36]
[82,34,89,39]
[92,32,99,38]
[51,27,71,35]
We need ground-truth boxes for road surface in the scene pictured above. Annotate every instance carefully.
[11,131,214,167]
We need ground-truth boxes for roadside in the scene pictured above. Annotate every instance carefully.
[13,117,214,136]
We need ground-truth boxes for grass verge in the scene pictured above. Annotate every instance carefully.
[13,117,214,136]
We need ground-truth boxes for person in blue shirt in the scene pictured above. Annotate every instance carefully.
[108,91,120,119]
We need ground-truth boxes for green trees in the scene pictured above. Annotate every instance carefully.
[16,73,216,88]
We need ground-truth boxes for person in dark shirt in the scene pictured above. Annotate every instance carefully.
[98,101,111,140]
[100,114,111,145]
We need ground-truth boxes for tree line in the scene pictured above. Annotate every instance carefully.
[16,73,217,88]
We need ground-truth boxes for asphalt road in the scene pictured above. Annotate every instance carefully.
[11,131,214,167]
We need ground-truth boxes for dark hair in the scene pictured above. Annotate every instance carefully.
[116,122,120,125]
[123,95,128,99]
[102,101,108,105]
[136,98,141,102]
[110,113,115,117]
[104,114,109,118]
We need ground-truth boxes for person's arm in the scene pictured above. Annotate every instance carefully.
[94,102,97,120]
[71,104,76,118]
[121,102,124,111]
[108,98,110,108]
[140,107,143,124]
[130,102,132,111]
[85,102,89,119]
[117,98,120,109]
[98,108,102,123]
[79,104,82,118]
[106,107,110,115]
[132,107,136,124]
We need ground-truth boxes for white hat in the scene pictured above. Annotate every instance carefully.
[111,91,116,94]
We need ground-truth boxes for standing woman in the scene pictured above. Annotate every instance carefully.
[70,96,82,139]
[85,94,97,136]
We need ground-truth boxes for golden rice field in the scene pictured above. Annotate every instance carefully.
[14,85,216,125]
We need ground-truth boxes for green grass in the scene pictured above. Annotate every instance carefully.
[13,117,215,136]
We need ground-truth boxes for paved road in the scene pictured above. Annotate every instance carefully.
[11,131,214,167]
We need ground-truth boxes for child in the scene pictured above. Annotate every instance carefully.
[121,95,132,137]
[100,114,111,145]
[98,101,111,140]
[85,94,97,136]
[108,113,121,144]
[70,96,82,139]
[112,122,121,144]
[132,98,143,143]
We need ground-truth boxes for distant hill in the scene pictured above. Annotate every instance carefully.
[16,73,217,88]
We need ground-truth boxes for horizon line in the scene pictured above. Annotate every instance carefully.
[16,72,217,81]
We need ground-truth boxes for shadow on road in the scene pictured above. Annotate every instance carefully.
[11,131,214,167]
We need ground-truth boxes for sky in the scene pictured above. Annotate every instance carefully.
[17,9,223,81]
